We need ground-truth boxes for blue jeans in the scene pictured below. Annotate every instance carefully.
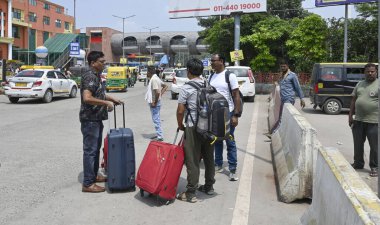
[149,101,163,139]
[214,112,237,171]
[81,121,103,187]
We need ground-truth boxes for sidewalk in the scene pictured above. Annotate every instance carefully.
[248,95,309,225]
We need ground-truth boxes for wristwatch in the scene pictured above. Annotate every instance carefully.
[233,113,241,118]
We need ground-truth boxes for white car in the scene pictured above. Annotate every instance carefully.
[162,68,176,82]
[4,69,78,103]
[226,66,256,102]
[170,68,189,99]
[138,69,147,82]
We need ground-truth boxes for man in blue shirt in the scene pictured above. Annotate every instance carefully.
[279,61,305,107]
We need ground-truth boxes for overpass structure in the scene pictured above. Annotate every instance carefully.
[110,31,209,66]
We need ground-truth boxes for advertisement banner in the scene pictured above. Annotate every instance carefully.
[168,0,267,18]
[315,0,375,7]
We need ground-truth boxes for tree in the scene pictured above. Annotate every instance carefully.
[241,16,292,71]
[286,14,328,72]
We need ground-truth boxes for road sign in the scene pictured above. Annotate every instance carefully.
[230,50,244,62]
[168,0,267,18]
[202,60,209,67]
[69,42,80,57]
[120,57,127,64]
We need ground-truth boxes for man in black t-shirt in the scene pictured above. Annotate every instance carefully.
[80,51,123,193]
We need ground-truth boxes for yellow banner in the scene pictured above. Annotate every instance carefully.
[120,58,127,64]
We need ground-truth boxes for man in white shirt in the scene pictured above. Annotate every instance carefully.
[209,53,242,181]
[145,66,168,141]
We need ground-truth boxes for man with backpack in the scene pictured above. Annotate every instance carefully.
[209,53,242,181]
[176,58,216,203]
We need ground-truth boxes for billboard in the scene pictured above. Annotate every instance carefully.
[315,0,375,7]
[168,0,267,19]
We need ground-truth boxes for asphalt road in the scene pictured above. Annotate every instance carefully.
[297,100,378,192]
[0,82,309,225]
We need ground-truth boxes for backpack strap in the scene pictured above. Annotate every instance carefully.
[184,81,205,125]
[224,70,233,97]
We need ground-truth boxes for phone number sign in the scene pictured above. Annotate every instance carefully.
[168,0,267,19]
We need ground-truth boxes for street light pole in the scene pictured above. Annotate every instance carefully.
[143,26,159,65]
[113,14,135,64]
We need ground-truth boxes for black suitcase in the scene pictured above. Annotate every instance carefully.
[106,104,136,192]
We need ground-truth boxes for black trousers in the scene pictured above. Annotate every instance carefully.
[352,120,378,169]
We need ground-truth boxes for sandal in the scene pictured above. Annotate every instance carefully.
[370,168,378,177]
[176,192,197,203]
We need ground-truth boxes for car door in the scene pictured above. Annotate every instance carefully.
[56,71,70,94]
[46,71,60,94]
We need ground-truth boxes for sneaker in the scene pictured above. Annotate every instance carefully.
[153,137,164,142]
[198,184,215,195]
[176,191,197,203]
[215,165,224,173]
[229,170,239,181]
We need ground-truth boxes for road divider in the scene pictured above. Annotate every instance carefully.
[301,147,380,225]
[268,85,281,132]
[271,103,317,203]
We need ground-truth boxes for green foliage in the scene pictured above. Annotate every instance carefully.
[203,18,234,59]
[241,16,292,71]
[286,14,328,72]
[355,2,378,19]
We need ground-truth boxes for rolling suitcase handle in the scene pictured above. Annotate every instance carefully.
[113,103,125,129]
[173,128,184,146]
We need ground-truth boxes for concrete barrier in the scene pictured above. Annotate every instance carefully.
[268,85,281,132]
[271,103,317,203]
[301,147,380,225]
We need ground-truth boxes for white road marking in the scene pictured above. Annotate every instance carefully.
[231,102,260,225]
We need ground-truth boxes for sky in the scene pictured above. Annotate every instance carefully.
[51,0,359,33]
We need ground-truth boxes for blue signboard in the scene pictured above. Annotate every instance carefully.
[316,0,375,7]
[69,42,80,57]
[202,60,209,67]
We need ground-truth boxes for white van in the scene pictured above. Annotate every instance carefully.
[225,66,256,102]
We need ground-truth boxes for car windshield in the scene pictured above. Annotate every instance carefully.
[226,68,249,77]
[141,69,147,73]
[176,69,187,78]
[164,69,174,73]
[15,70,44,78]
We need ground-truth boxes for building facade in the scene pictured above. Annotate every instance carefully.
[11,0,74,63]
[0,0,14,60]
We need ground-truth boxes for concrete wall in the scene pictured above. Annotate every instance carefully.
[301,147,380,225]
[271,103,317,202]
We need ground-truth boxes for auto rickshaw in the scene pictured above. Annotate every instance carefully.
[106,66,129,92]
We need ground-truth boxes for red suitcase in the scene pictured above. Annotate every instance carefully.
[136,131,184,204]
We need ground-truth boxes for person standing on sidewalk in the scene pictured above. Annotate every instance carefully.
[176,58,216,203]
[209,53,242,181]
[349,63,378,177]
[80,51,123,193]
[145,66,168,141]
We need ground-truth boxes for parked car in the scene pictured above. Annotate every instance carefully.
[3,69,78,103]
[171,68,189,99]
[225,66,256,102]
[162,68,176,82]
[309,62,373,114]
[138,69,147,82]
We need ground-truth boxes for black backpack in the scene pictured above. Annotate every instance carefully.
[209,70,243,115]
[186,81,231,144]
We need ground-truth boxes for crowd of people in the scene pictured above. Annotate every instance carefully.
[78,50,378,200]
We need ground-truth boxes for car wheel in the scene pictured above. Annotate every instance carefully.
[9,97,19,103]
[246,95,255,102]
[69,86,77,98]
[42,89,53,103]
[171,92,177,100]
[323,99,342,115]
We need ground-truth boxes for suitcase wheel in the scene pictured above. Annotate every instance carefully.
[140,189,144,197]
